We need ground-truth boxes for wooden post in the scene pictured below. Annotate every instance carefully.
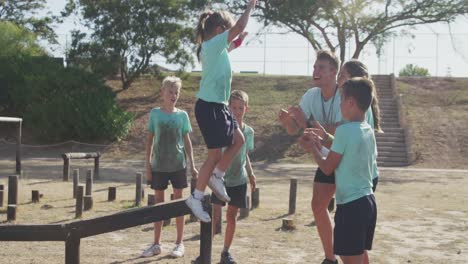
[288,178,297,215]
[32,190,40,203]
[163,194,174,226]
[239,195,250,219]
[8,175,18,206]
[215,206,222,235]
[83,195,93,211]
[94,154,100,180]
[251,188,260,210]
[328,197,335,212]
[0,184,4,207]
[147,194,155,206]
[63,157,70,182]
[199,197,212,264]
[7,205,17,222]
[85,170,93,196]
[135,173,142,206]
[75,185,84,218]
[65,231,80,264]
[108,187,116,201]
[281,217,296,231]
[189,178,197,222]
[73,169,79,199]
[16,120,22,175]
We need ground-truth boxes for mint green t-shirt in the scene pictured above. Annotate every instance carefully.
[224,124,254,187]
[330,122,376,204]
[147,108,192,172]
[299,87,374,127]
[197,31,232,104]
[299,87,378,179]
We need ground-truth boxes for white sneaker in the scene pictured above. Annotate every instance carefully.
[170,243,185,258]
[208,174,230,202]
[141,243,161,258]
[185,195,211,223]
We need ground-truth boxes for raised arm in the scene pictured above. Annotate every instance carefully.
[228,0,256,43]
[183,133,198,179]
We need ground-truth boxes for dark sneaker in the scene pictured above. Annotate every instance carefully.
[321,259,338,264]
[220,251,237,264]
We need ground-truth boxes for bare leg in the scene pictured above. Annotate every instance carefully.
[153,190,165,244]
[216,128,244,171]
[173,188,184,244]
[195,149,222,191]
[312,182,336,261]
[340,254,364,264]
[223,205,239,250]
[363,250,369,264]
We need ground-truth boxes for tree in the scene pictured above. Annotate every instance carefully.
[65,0,208,90]
[224,0,468,64]
[399,64,430,77]
[0,21,46,57]
[0,0,57,43]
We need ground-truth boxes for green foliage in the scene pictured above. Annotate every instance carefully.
[65,0,209,90]
[399,64,430,77]
[0,21,46,56]
[0,56,134,141]
[0,0,57,43]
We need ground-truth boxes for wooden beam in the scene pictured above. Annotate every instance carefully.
[0,224,68,241]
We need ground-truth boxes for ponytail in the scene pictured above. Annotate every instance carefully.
[196,11,212,61]
[371,91,383,133]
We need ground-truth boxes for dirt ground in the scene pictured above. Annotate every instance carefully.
[0,158,467,264]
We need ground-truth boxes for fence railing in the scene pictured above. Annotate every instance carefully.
[0,197,212,264]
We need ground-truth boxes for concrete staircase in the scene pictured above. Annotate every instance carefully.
[371,75,410,167]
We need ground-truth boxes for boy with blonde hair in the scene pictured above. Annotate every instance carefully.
[142,76,198,258]
[212,90,256,264]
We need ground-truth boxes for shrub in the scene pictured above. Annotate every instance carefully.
[399,64,430,77]
[0,56,134,141]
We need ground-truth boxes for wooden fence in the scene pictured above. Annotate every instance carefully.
[0,197,212,264]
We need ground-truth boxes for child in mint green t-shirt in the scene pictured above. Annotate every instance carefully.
[186,0,258,224]
[141,76,197,259]
[211,90,257,264]
[299,78,378,264]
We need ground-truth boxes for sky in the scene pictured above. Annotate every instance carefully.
[44,1,468,77]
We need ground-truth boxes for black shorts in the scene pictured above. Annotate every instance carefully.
[195,99,238,149]
[372,177,378,192]
[150,168,188,190]
[314,168,336,184]
[334,194,377,256]
[211,183,247,209]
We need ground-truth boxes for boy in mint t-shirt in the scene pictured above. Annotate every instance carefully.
[299,77,378,264]
[211,90,256,264]
[141,76,198,259]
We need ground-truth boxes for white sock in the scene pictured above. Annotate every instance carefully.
[193,189,204,200]
[213,167,225,179]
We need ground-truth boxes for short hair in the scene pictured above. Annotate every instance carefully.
[316,50,340,71]
[229,90,249,106]
[342,77,374,112]
[161,76,182,90]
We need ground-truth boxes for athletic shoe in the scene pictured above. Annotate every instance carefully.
[220,251,237,264]
[321,259,338,264]
[185,195,211,222]
[208,174,230,202]
[141,244,161,258]
[171,243,185,258]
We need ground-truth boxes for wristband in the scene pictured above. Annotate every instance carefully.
[233,37,243,48]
